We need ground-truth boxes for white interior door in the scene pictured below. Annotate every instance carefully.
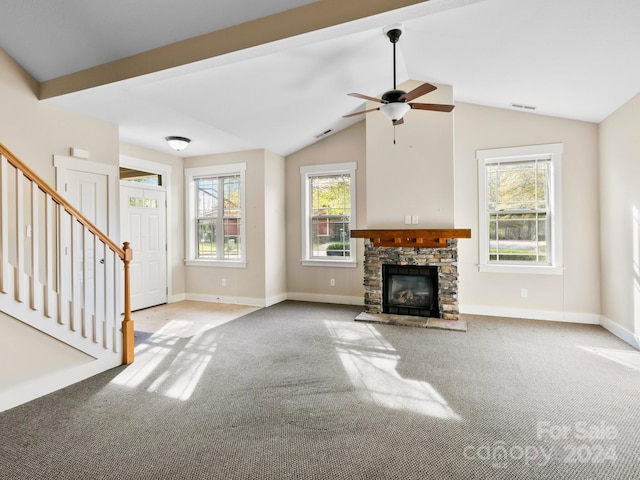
[64,170,108,230]
[65,169,109,306]
[120,183,167,311]
[54,157,116,327]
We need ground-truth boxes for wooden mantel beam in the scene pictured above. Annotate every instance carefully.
[351,229,471,248]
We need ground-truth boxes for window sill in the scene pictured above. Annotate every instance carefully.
[478,264,563,275]
[185,259,246,268]
[301,259,357,268]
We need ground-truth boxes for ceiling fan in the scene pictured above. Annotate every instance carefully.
[343,25,454,126]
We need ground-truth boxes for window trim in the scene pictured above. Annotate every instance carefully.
[300,162,357,267]
[477,143,563,275]
[184,163,246,268]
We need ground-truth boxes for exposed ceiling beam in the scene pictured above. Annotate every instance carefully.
[39,0,430,99]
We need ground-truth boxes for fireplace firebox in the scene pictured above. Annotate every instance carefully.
[383,265,439,318]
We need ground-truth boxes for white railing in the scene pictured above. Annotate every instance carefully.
[0,143,134,363]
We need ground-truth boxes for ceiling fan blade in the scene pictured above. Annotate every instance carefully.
[400,82,437,102]
[409,103,455,112]
[393,118,404,126]
[348,92,385,103]
[342,107,380,118]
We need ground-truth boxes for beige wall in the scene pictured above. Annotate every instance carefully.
[183,149,286,305]
[4,36,635,347]
[285,87,602,323]
[454,102,601,321]
[0,49,119,186]
[119,143,186,298]
[599,92,640,347]
[0,48,122,394]
[0,313,92,389]
[285,122,366,304]
[366,81,455,228]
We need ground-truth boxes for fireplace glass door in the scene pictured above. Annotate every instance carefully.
[382,265,439,317]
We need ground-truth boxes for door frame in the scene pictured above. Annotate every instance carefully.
[119,155,173,302]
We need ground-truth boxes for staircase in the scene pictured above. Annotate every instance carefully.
[0,142,134,411]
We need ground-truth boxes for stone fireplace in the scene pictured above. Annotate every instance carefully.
[351,229,471,326]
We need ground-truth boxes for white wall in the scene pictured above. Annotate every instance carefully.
[264,150,287,305]
[455,102,601,323]
[599,92,640,348]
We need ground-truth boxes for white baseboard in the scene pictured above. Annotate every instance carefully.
[599,316,640,350]
[265,293,288,307]
[0,356,122,413]
[287,292,364,306]
[184,293,266,307]
[171,292,359,308]
[168,293,186,303]
[460,304,600,324]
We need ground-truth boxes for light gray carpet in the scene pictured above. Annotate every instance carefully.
[1,301,639,479]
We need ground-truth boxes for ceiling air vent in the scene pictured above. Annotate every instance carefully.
[315,129,333,139]
[510,103,537,110]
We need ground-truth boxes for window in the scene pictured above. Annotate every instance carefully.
[477,144,563,274]
[301,162,357,266]
[119,167,161,186]
[185,163,246,267]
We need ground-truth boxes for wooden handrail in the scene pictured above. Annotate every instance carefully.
[0,143,124,258]
[0,142,134,364]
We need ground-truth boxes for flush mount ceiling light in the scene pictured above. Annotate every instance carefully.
[165,136,191,151]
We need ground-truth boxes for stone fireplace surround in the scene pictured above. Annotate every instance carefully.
[351,229,471,329]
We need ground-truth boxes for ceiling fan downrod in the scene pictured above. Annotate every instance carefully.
[386,28,402,90]
[342,24,454,128]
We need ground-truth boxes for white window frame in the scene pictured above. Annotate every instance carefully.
[477,143,563,275]
[300,162,357,267]
[184,163,246,268]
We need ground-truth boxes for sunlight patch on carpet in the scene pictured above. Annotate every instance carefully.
[110,320,219,400]
[579,346,640,372]
[324,320,461,420]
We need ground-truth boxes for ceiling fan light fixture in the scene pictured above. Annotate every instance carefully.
[165,136,191,151]
[379,102,411,122]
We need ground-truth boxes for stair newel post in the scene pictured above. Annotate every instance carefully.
[121,241,134,364]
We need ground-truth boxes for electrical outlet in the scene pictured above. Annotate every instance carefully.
[330,278,336,287]
[221,278,227,287]
[404,215,411,225]
[411,215,419,225]
[521,288,527,298]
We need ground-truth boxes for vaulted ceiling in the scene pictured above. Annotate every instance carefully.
[1,0,639,157]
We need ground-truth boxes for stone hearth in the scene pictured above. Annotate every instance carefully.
[351,229,471,327]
